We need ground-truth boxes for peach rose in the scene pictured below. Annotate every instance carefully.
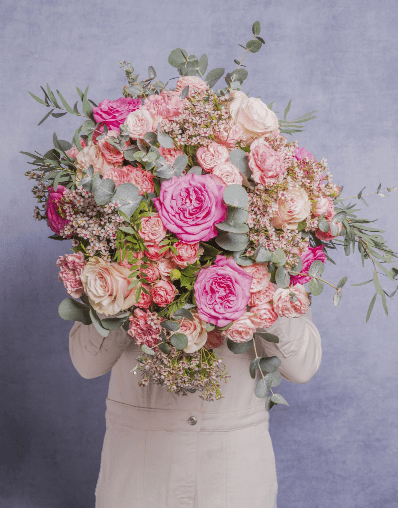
[170,241,200,268]
[102,165,155,195]
[150,280,177,307]
[272,187,312,230]
[242,263,271,293]
[229,90,279,141]
[124,109,154,139]
[177,313,208,353]
[75,143,115,181]
[248,283,276,307]
[273,284,310,318]
[224,313,257,343]
[157,258,177,279]
[97,130,128,165]
[196,142,229,171]
[312,196,335,220]
[175,76,209,96]
[80,257,136,316]
[249,302,278,328]
[212,161,243,186]
[248,138,287,187]
[138,214,167,244]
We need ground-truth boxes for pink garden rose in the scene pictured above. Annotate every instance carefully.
[152,173,227,243]
[56,251,85,298]
[248,138,287,187]
[97,130,128,165]
[143,91,186,126]
[290,245,327,285]
[249,303,278,329]
[196,142,229,171]
[75,143,115,181]
[204,330,226,349]
[273,284,310,318]
[248,283,276,307]
[138,214,167,244]
[150,280,177,307]
[144,243,167,261]
[158,146,184,166]
[102,165,155,195]
[212,161,243,186]
[224,313,257,343]
[141,264,160,283]
[175,76,209,96]
[194,255,253,327]
[46,185,70,235]
[131,282,151,309]
[170,241,200,268]
[124,109,154,139]
[294,147,314,161]
[272,187,312,230]
[128,309,162,348]
[242,263,271,293]
[215,124,244,148]
[176,312,208,353]
[65,138,87,159]
[80,257,136,316]
[93,97,142,132]
[313,196,335,220]
[157,258,177,279]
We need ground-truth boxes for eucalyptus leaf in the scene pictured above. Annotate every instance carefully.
[319,220,330,233]
[232,250,254,266]
[271,371,282,387]
[366,293,377,322]
[89,308,110,337]
[254,246,272,263]
[180,85,189,99]
[308,260,325,277]
[249,357,260,379]
[252,21,261,35]
[337,276,347,288]
[58,298,91,324]
[125,85,143,96]
[187,166,202,175]
[254,331,279,343]
[158,342,171,354]
[161,320,180,332]
[275,266,290,288]
[271,393,289,406]
[141,344,155,355]
[173,308,194,321]
[92,177,115,205]
[270,248,286,267]
[173,154,188,173]
[143,132,158,146]
[223,184,248,209]
[148,66,157,79]
[170,332,188,350]
[110,183,143,217]
[227,338,253,354]
[158,131,175,149]
[216,222,249,234]
[168,48,188,68]
[215,231,248,252]
[197,54,208,76]
[333,291,342,307]
[101,316,129,330]
[231,68,249,84]
[205,68,225,88]
[246,40,262,53]
[259,356,281,373]
[308,278,324,295]
[225,206,249,225]
[229,149,251,179]
[255,374,273,398]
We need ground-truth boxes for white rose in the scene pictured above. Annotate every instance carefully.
[124,109,154,140]
[272,187,312,230]
[178,313,208,353]
[75,143,115,182]
[229,90,279,141]
[212,161,243,186]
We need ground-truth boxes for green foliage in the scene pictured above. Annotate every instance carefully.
[227,338,253,354]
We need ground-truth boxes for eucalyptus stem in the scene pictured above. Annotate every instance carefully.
[339,187,397,201]
[252,336,274,396]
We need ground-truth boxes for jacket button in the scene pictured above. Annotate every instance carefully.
[188,416,197,425]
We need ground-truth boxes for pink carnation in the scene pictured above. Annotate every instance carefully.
[170,241,200,268]
[196,142,229,172]
[248,283,276,307]
[242,263,271,293]
[102,165,154,195]
[93,97,142,132]
[224,313,257,343]
[150,280,177,307]
[138,214,167,244]
[248,138,287,187]
[273,284,310,318]
[211,161,243,186]
[194,255,253,327]
[144,243,167,261]
[158,146,184,166]
[46,185,70,235]
[56,251,85,298]
[175,76,209,96]
[294,147,314,161]
[143,91,186,124]
[128,309,162,348]
[97,130,128,165]
[290,245,327,285]
[249,303,278,329]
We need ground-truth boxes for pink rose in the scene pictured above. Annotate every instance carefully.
[103,165,154,195]
[175,76,209,96]
[143,91,186,125]
[46,185,70,235]
[273,284,310,318]
[150,280,177,307]
[249,303,278,329]
[194,255,253,327]
[313,196,335,220]
[152,174,227,243]
[80,257,136,316]
[290,245,327,285]
[65,139,87,159]
[131,283,151,309]
[97,130,128,165]
[248,138,287,187]
[93,97,142,132]
[128,309,162,348]
[158,146,184,166]
[215,125,244,148]
[176,312,207,353]
[315,219,343,241]
[144,243,167,261]
[157,258,177,279]
[56,251,85,298]
[141,264,160,283]
[224,313,257,343]
[196,142,229,172]
[248,283,276,307]
[138,214,167,244]
[212,161,243,186]
[294,147,315,161]
[242,263,271,293]
[124,109,154,139]
[272,187,312,230]
[204,330,226,349]
[75,143,115,180]
[170,241,200,268]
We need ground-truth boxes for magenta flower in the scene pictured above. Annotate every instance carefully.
[290,245,327,285]
[93,97,142,132]
[46,185,70,235]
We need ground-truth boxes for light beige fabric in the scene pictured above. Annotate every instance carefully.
[69,308,322,508]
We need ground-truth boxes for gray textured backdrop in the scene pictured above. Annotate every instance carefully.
[1,0,398,507]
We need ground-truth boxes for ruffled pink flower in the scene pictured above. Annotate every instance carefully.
[215,125,244,148]
[65,139,87,159]
[204,330,226,349]
[158,146,184,166]
[102,165,154,195]
[128,309,162,348]
[138,214,167,244]
[93,97,142,132]
[56,251,85,298]
[242,263,271,293]
[248,138,287,187]
[248,283,276,307]
[294,147,314,161]
[196,142,229,172]
[152,174,227,244]
[141,264,160,283]
[194,255,253,327]
[150,280,177,307]
[175,76,209,96]
[211,161,243,186]
[46,185,70,235]
[313,196,335,220]
[143,91,186,125]
[97,130,128,165]
[273,284,310,318]
[157,258,177,279]
[224,313,257,343]
[290,245,327,285]
[170,241,200,268]
[144,243,167,261]
[249,303,278,329]
[124,109,154,139]
[131,283,151,309]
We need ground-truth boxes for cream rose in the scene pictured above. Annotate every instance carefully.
[80,257,136,316]
[212,161,243,186]
[229,90,279,141]
[178,313,208,353]
[272,187,312,230]
[273,284,310,318]
[224,313,257,343]
[124,109,154,139]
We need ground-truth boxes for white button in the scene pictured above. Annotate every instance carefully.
[188,416,197,425]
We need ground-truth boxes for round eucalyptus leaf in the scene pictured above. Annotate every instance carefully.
[170,332,188,350]
[233,251,254,266]
[246,39,262,53]
[252,21,261,35]
[330,221,340,236]
[231,68,249,84]
[110,183,143,217]
[158,342,171,355]
[89,308,110,337]
[229,149,251,179]
[319,220,330,233]
[168,48,188,68]
[187,166,202,175]
[249,357,260,379]
[226,206,249,225]
[161,320,180,332]
[270,248,287,267]
[254,374,273,398]
[259,356,281,373]
[254,331,279,343]
[271,393,289,406]
[308,278,324,295]
[101,316,129,330]
[216,222,249,234]
[158,132,175,149]
[308,260,325,277]
[289,255,303,275]
[205,68,225,88]
[180,85,189,99]
[173,154,188,173]
[332,211,347,223]
[333,290,342,307]
[254,246,272,263]
[92,177,116,205]
[58,298,91,324]
[173,308,194,321]
[275,266,290,288]
[215,231,249,252]
[141,344,155,355]
[337,276,348,289]
[143,132,158,146]
[265,397,276,412]
[223,184,248,209]
[197,54,208,76]
[271,371,282,387]
[148,66,157,79]
[226,338,253,354]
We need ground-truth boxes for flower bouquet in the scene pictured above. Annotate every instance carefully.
[23,21,398,409]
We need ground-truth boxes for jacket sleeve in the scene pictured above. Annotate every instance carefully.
[69,316,132,380]
[259,307,322,384]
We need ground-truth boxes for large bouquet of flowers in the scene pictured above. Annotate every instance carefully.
[24,22,398,409]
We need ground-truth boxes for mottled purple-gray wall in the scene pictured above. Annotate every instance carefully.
[1,0,398,507]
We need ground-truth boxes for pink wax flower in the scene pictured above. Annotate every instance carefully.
[249,302,279,329]
[196,142,229,172]
[175,76,209,96]
[194,255,253,327]
[128,309,162,348]
[248,283,276,307]
[294,147,315,161]
[46,185,70,235]
[103,165,154,195]
[242,263,271,293]
[93,97,142,132]
[170,241,200,268]
[56,251,85,298]
[150,280,177,307]
[273,284,310,318]
[224,313,257,343]
[248,138,287,187]
[152,173,227,244]
[290,245,327,285]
